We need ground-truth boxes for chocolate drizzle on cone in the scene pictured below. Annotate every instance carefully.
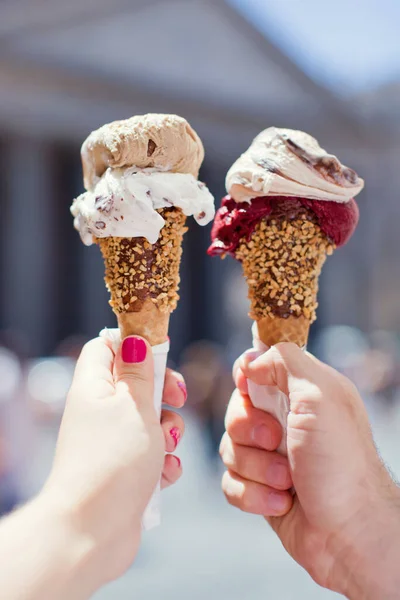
[98,208,187,314]
[236,206,334,324]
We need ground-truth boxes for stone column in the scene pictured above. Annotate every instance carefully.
[2,137,55,355]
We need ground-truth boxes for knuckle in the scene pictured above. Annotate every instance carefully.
[221,470,231,493]
[224,405,235,431]
[274,342,299,356]
[222,482,240,510]
[240,489,254,513]
[219,433,228,459]
[224,390,245,429]
[117,370,148,386]
[223,491,238,508]
[220,436,236,470]
[225,413,242,436]
[306,382,324,402]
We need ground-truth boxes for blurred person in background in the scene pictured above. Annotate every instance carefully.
[55,334,90,360]
[221,342,400,599]
[367,330,400,411]
[0,334,186,600]
[312,326,400,417]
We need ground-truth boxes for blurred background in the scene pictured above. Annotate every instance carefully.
[0,0,399,598]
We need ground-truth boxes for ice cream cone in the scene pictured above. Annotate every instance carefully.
[235,206,334,348]
[117,303,170,346]
[72,115,215,346]
[71,114,215,530]
[98,208,187,344]
[255,316,311,348]
[209,127,363,348]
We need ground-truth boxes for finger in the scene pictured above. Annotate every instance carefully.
[239,343,339,417]
[162,369,187,408]
[220,434,292,490]
[240,343,302,392]
[232,356,241,381]
[225,389,282,451]
[161,409,185,453]
[70,337,115,398]
[161,454,182,489]
[234,366,249,396]
[222,470,292,517]
[241,342,335,390]
[233,350,262,393]
[114,336,154,411]
[234,350,262,378]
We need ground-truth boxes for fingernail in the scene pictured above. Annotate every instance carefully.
[267,462,289,487]
[121,337,147,363]
[170,427,181,449]
[268,491,288,512]
[172,455,181,468]
[252,424,273,449]
[177,381,187,402]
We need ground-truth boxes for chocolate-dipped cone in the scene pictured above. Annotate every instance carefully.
[235,206,334,347]
[98,208,187,344]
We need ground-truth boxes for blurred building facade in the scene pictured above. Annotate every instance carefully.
[0,0,398,358]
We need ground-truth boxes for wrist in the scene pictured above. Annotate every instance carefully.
[41,480,143,586]
[29,491,101,599]
[330,483,400,599]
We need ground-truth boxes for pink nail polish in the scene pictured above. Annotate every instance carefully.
[177,381,187,402]
[121,337,147,363]
[170,427,181,449]
[172,455,181,468]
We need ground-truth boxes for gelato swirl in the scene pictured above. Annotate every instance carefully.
[71,167,215,246]
[226,127,364,203]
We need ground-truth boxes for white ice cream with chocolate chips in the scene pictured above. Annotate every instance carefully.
[226,127,364,204]
[71,166,215,246]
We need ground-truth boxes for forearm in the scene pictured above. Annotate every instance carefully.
[0,494,96,600]
[332,484,400,600]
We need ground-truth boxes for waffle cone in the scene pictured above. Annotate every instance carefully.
[236,208,334,347]
[256,315,310,348]
[117,301,170,345]
[98,208,187,344]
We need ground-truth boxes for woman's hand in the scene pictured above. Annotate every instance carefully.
[220,343,400,599]
[31,334,186,599]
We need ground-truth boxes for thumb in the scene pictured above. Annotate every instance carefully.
[240,343,318,391]
[114,336,154,409]
[239,342,338,413]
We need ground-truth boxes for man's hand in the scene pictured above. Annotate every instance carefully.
[220,343,400,598]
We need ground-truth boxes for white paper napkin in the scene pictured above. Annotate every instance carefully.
[247,322,290,455]
[100,328,169,530]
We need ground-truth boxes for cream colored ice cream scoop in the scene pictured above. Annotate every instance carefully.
[226,127,364,203]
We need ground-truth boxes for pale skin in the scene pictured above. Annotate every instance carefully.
[0,335,186,600]
[220,343,400,599]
